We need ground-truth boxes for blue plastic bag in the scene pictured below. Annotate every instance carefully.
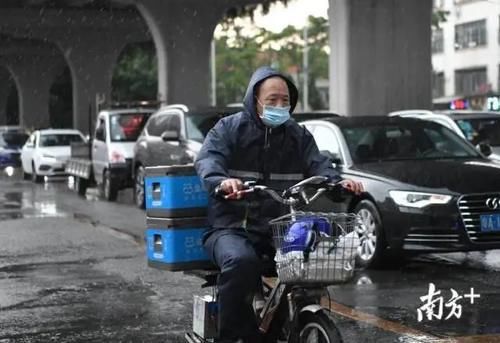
[281,217,331,253]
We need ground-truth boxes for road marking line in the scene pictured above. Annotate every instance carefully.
[323,299,500,342]
[322,298,440,341]
[437,335,500,342]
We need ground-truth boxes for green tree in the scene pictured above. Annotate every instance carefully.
[215,25,273,105]
[112,42,158,102]
[432,9,450,29]
[224,0,289,21]
[215,15,330,109]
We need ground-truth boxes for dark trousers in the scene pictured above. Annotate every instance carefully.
[204,229,274,341]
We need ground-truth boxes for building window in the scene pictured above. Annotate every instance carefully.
[432,29,444,53]
[455,67,488,95]
[433,72,445,98]
[455,19,487,50]
[433,0,444,8]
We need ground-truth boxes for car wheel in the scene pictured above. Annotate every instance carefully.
[102,170,118,201]
[31,161,42,183]
[354,200,386,268]
[23,169,31,180]
[75,177,88,197]
[134,165,146,209]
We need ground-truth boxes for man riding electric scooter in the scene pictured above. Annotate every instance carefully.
[194,66,363,343]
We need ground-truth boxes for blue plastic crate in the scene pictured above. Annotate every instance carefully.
[145,217,213,271]
[145,164,208,218]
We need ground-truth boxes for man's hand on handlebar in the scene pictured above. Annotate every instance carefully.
[218,178,244,199]
[339,179,364,195]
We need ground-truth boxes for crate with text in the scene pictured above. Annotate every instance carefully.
[145,164,208,218]
[145,217,213,271]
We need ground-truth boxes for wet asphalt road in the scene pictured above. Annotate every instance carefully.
[1,168,500,342]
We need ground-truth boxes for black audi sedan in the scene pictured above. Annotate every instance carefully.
[301,116,500,268]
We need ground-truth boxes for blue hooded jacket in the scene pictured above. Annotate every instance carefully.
[194,66,341,236]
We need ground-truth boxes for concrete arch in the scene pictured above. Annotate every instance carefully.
[3,64,21,126]
[3,57,65,130]
[136,0,230,106]
[0,66,14,125]
[0,39,66,130]
[62,35,132,132]
[0,7,151,133]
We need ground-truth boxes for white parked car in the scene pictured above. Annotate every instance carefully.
[387,109,435,117]
[388,109,500,162]
[388,110,466,139]
[21,129,86,182]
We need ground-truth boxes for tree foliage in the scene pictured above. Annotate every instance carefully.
[109,15,330,109]
[215,15,330,109]
[112,42,158,102]
[432,9,450,29]
[110,5,447,110]
[224,0,289,22]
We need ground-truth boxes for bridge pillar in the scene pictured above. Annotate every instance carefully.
[0,67,11,125]
[329,0,433,115]
[3,55,64,129]
[60,33,128,133]
[137,0,226,105]
[0,8,150,133]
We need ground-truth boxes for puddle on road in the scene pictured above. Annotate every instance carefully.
[0,191,24,220]
[81,186,135,205]
[1,168,134,219]
[0,179,70,221]
[0,194,69,221]
[1,192,22,209]
[418,251,500,273]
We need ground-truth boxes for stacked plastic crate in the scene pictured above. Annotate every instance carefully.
[144,164,212,271]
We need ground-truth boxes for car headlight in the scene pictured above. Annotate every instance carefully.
[42,154,57,161]
[389,190,452,208]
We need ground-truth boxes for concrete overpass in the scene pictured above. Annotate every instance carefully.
[0,39,65,129]
[0,0,432,132]
[0,4,151,131]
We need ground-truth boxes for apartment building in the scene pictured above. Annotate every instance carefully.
[432,0,500,110]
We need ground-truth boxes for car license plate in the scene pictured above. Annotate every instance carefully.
[480,214,500,232]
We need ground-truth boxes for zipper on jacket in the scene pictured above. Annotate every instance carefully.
[264,127,271,149]
[263,127,272,183]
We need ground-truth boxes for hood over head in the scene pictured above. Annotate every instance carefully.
[243,66,299,120]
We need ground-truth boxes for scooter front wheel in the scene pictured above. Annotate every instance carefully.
[289,312,342,343]
[185,332,210,343]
